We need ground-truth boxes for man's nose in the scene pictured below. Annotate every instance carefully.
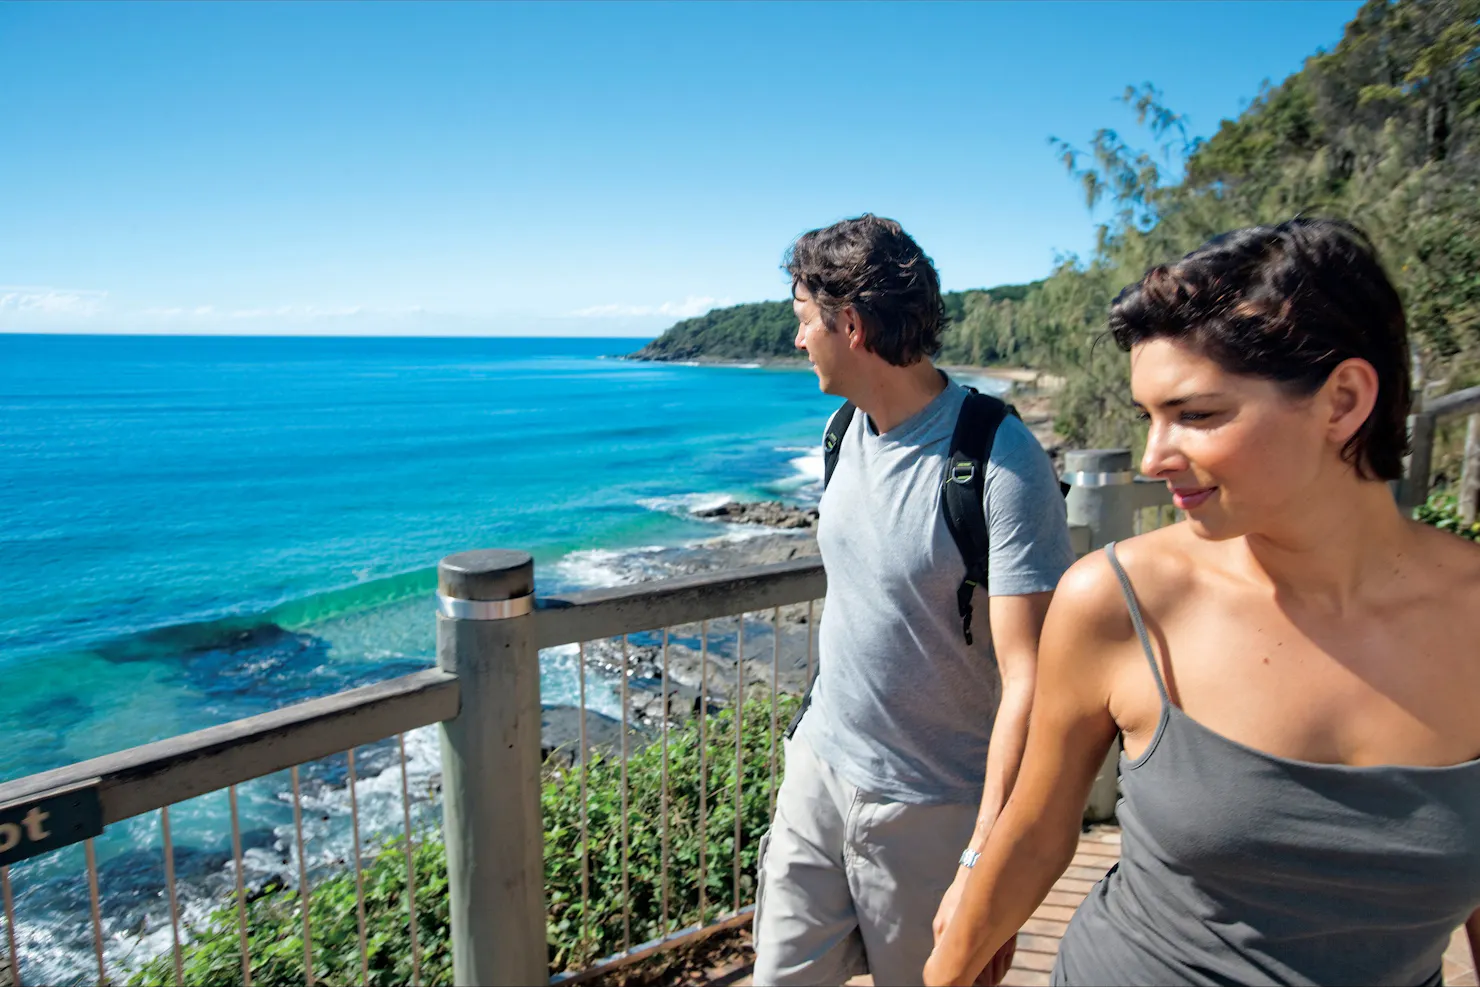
[794,325,807,351]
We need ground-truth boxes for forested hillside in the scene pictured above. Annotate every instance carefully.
[963,0,1480,465]
[630,284,1034,362]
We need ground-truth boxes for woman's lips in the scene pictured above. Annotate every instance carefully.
[1172,486,1217,510]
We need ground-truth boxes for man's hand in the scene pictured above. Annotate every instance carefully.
[933,866,970,943]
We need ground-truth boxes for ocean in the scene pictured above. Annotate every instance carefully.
[0,333,1006,981]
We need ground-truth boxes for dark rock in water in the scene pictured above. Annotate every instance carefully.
[247,875,288,903]
[541,705,650,768]
[694,500,819,529]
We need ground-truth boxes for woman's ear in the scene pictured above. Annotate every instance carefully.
[1323,358,1380,446]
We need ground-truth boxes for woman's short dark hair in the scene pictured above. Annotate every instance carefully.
[1109,217,1411,481]
[784,214,946,367]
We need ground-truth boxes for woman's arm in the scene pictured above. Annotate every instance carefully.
[923,554,1130,986]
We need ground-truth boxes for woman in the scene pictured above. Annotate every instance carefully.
[924,218,1480,986]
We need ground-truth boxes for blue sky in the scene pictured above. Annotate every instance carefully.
[1,1,1364,337]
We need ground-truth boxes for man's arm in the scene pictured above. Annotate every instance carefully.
[977,592,1053,837]
[932,591,1052,945]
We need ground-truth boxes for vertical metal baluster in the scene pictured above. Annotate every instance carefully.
[291,766,315,986]
[85,839,106,984]
[771,605,781,818]
[397,735,423,987]
[577,641,590,950]
[698,618,709,924]
[733,613,745,914]
[161,806,185,987]
[2,864,19,987]
[347,750,370,987]
[229,785,252,987]
[619,635,632,953]
[660,628,671,935]
[806,600,816,687]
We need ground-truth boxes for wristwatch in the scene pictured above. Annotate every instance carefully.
[959,848,980,869]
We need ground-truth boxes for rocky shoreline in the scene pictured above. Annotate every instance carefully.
[540,519,821,766]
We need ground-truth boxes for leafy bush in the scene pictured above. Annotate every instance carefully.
[128,695,797,985]
[1415,491,1480,541]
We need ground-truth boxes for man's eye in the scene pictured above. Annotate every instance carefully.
[1134,410,1150,422]
[1180,411,1213,423]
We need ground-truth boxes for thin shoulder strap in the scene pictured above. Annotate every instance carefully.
[1103,542,1169,703]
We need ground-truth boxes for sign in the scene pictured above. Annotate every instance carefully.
[0,780,103,867]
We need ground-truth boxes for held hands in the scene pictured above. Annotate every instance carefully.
[926,867,1019,986]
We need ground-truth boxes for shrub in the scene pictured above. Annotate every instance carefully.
[1415,491,1480,542]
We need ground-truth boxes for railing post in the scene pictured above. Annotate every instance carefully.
[1460,413,1480,524]
[437,549,547,986]
[1399,411,1437,514]
[1062,449,1137,823]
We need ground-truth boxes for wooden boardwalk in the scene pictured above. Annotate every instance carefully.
[716,823,1480,987]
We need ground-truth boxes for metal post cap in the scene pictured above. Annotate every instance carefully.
[1062,448,1133,472]
[439,549,534,599]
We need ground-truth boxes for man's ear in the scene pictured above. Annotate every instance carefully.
[840,306,867,351]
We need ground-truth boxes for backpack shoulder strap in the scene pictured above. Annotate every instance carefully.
[822,400,856,488]
[941,391,1011,645]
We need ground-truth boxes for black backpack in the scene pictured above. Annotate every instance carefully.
[786,387,1043,739]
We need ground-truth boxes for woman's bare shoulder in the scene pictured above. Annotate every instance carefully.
[1408,519,1480,603]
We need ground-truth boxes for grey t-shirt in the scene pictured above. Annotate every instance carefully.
[797,380,1074,804]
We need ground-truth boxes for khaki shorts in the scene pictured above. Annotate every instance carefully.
[752,736,977,986]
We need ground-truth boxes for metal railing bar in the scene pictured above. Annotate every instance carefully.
[1424,383,1480,419]
[396,734,422,987]
[733,613,745,914]
[577,641,591,953]
[2,864,20,987]
[229,784,252,987]
[698,619,709,924]
[291,766,315,987]
[770,605,780,818]
[533,559,825,649]
[0,669,459,826]
[548,906,755,986]
[659,628,671,937]
[85,838,105,985]
[619,635,632,954]
[160,805,185,987]
[347,749,370,987]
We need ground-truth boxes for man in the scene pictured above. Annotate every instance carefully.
[753,215,1074,986]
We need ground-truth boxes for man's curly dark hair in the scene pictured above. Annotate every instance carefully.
[784,214,946,367]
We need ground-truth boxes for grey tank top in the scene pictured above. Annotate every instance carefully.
[1054,542,1480,986]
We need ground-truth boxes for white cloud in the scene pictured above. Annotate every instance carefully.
[0,286,109,318]
[571,295,732,319]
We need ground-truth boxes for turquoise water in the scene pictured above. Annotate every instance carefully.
[0,334,850,777]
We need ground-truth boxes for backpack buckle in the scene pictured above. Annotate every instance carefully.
[949,461,976,484]
[825,433,840,452]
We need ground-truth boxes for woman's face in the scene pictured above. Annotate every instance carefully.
[1131,337,1338,540]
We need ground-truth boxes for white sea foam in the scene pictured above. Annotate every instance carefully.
[553,545,674,589]
[636,491,735,516]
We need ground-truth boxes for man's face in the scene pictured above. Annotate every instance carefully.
[793,283,850,394]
